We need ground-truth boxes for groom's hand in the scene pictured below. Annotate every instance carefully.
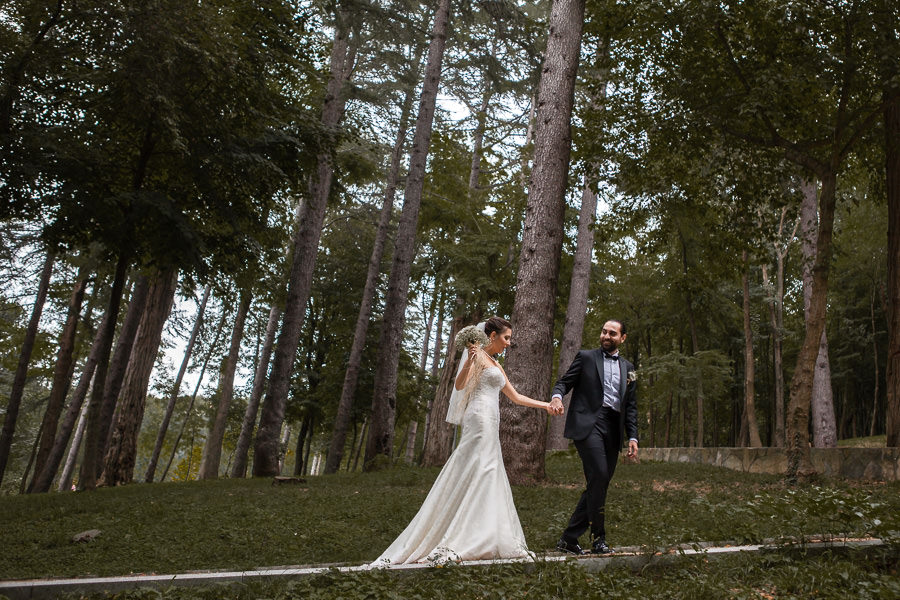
[626,440,638,459]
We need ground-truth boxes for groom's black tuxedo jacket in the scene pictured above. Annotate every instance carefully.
[552,349,638,445]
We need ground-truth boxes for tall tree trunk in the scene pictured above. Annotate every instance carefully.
[232,303,281,478]
[880,10,900,445]
[79,254,130,491]
[547,171,597,451]
[421,287,445,457]
[28,266,87,491]
[420,288,438,372]
[29,296,107,494]
[787,174,838,477]
[762,262,785,448]
[278,424,292,474]
[664,391,672,448]
[364,0,452,469]
[95,275,151,473]
[161,307,227,482]
[101,268,177,486]
[547,39,609,452]
[501,0,585,485]
[431,290,445,380]
[145,284,211,483]
[253,12,354,477]
[198,289,251,479]
[404,420,418,463]
[741,251,763,447]
[798,180,838,449]
[352,417,367,472]
[871,285,881,436]
[760,207,796,448]
[58,400,88,492]
[294,416,310,476]
[811,331,836,447]
[323,71,418,475]
[0,252,52,487]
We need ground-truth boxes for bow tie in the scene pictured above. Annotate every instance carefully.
[603,351,618,360]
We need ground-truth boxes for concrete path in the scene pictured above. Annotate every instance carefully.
[0,537,884,600]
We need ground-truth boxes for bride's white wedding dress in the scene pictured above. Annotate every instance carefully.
[372,365,531,566]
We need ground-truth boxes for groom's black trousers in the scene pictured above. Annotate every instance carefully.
[562,406,621,544]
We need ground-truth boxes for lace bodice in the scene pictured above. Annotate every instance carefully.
[464,365,505,423]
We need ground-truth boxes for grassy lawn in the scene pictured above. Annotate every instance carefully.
[54,547,899,600]
[2,453,899,592]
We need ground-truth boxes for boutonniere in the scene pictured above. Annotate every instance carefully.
[627,370,637,384]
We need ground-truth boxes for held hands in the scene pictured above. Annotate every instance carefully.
[547,397,565,416]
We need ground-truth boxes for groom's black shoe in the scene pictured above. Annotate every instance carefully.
[556,538,587,556]
[591,540,611,554]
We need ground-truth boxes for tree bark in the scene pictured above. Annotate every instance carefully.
[231,303,280,478]
[760,207,796,448]
[58,400,88,492]
[741,250,763,447]
[421,288,446,458]
[547,171,597,451]
[0,252,52,487]
[798,180,837,449]
[881,17,900,445]
[145,284,211,483]
[253,10,354,477]
[871,285,881,437]
[29,296,107,494]
[29,266,87,491]
[364,0,452,469]
[101,268,177,486]
[198,289,251,479]
[78,253,130,491]
[323,70,418,474]
[501,0,585,485]
[95,275,151,472]
[787,174,838,477]
[294,416,310,476]
[547,40,609,451]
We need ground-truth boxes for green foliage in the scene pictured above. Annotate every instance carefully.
[3,0,322,283]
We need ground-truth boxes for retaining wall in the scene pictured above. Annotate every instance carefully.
[639,447,900,481]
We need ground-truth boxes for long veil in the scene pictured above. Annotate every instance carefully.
[445,351,469,424]
[445,322,487,424]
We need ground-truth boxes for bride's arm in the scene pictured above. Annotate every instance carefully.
[501,376,558,414]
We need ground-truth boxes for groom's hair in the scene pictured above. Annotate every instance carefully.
[607,318,627,335]
[485,316,512,336]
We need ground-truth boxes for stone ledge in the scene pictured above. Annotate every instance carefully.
[640,447,900,480]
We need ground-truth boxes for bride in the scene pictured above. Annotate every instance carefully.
[371,317,564,567]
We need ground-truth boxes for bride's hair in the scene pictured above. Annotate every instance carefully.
[484,316,511,338]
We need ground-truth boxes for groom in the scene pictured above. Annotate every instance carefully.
[550,319,638,555]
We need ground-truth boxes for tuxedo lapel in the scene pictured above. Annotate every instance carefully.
[593,349,605,383]
[617,358,627,401]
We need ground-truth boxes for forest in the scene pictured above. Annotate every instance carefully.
[1,0,898,495]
